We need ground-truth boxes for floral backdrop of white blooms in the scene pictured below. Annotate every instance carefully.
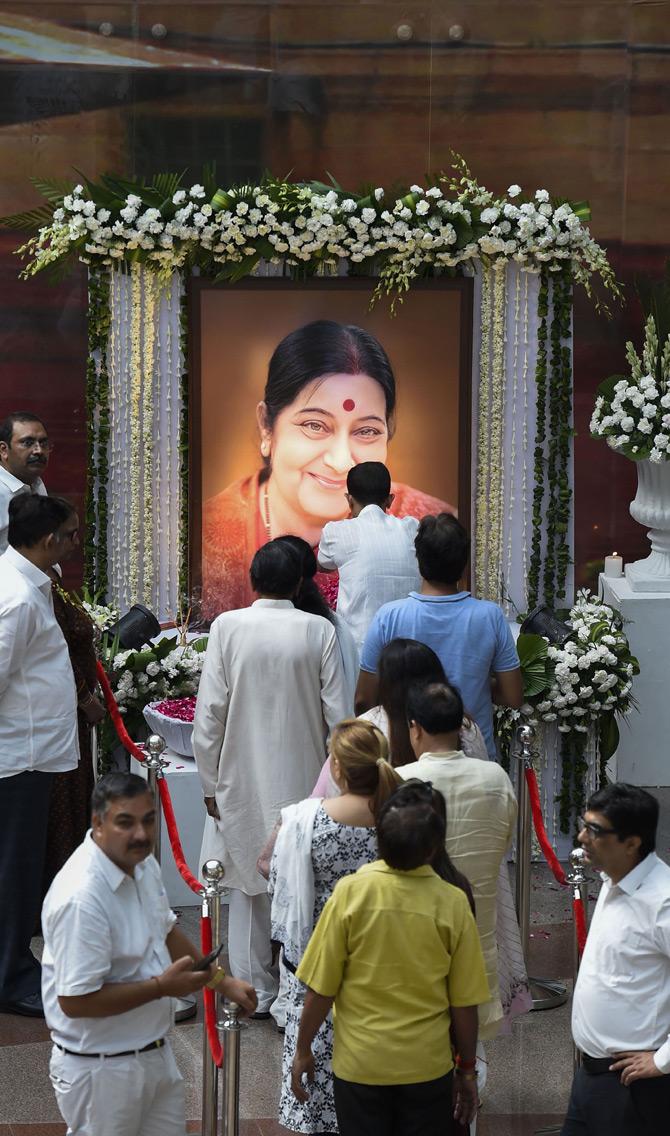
[497,591,638,841]
[4,160,625,831]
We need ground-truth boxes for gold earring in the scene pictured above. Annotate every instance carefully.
[260,439,270,458]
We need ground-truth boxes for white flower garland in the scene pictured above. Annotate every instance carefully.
[128,264,142,603]
[489,263,507,601]
[141,268,157,609]
[474,266,493,594]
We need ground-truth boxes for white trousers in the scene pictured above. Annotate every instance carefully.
[49,1041,185,1136]
[227,889,278,1012]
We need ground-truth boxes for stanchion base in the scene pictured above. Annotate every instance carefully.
[529,975,568,1011]
[175,994,197,1022]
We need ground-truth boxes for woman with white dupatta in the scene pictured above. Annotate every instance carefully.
[269,720,399,1135]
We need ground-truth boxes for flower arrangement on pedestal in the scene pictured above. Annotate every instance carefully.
[496,590,638,831]
[590,315,670,462]
[98,634,206,759]
[590,266,670,589]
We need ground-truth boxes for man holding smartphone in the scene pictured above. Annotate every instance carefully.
[41,772,257,1136]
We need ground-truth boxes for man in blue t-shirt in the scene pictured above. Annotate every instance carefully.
[356,514,523,758]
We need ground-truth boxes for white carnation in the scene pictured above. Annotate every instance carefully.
[507,184,522,197]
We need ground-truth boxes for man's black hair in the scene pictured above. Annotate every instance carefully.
[249,538,303,597]
[91,772,153,818]
[346,462,392,507]
[587,782,658,859]
[414,513,470,585]
[8,494,75,549]
[406,680,464,735]
[377,781,445,870]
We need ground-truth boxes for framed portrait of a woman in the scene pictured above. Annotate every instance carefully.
[189,278,473,619]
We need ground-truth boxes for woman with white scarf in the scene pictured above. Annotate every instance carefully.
[269,719,399,1135]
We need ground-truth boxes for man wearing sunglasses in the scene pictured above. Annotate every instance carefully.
[562,782,670,1135]
[0,412,51,554]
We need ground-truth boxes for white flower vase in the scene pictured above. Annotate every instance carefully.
[626,458,670,591]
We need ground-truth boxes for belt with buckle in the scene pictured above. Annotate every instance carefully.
[57,1038,165,1059]
[581,1054,614,1075]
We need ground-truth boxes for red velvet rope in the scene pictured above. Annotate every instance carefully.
[96,660,147,763]
[201,913,224,1067]
[95,660,202,895]
[573,896,587,957]
[524,766,567,886]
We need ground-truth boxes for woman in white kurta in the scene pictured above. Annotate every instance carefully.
[193,541,349,1012]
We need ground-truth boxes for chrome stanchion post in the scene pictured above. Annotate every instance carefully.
[515,723,568,1011]
[567,846,591,1071]
[144,733,168,862]
[91,724,99,784]
[221,1002,241,1136]
[201,859,227,1136]
[515,724,534,953]
[145,735,196,1022]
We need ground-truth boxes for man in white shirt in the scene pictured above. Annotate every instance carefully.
[194,538,348,1018]
[317,462,420,653]
[396,679,517,1041]
[0,411,50,553]
[563,782,670,1136]
[42,772,257,1136]
[0,494,80,1018]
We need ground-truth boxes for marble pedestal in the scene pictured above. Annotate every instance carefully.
[601,573,670,787]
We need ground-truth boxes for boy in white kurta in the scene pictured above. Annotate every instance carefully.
[193,539,348,1014]
[396,679,517,1040]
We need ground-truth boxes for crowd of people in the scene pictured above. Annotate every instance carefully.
[1,398,669,1136]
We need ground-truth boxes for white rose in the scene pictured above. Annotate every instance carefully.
[507,184,522,197]
[643,402,658,416]
[639,418,653,434]
[535,189,550,202]
[480,207,500,224]
[361,208,376,224]
[621,416,635,433]
[189,184,206,198]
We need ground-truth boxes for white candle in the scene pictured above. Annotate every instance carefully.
[604,552,623,577]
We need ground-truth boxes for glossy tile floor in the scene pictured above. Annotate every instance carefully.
[0,863,585,1134]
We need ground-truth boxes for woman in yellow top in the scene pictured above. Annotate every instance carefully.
[202,320,454,618]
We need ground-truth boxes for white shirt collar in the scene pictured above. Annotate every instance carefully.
[602,851,659,895]
[1,544,52,592]
[0,465,26,493]
[0,465,45,495]
[251,598,295,608]
[419,749,467,762]
[85,831,145,893]
[357,504,386,518]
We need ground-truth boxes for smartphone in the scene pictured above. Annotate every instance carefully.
[192,942,224,971]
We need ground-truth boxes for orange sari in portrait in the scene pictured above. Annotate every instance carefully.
[201,471,455,620]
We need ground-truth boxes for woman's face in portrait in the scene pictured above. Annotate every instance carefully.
[259,371,390,524]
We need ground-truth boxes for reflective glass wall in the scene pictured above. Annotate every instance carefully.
[1,1,669,588]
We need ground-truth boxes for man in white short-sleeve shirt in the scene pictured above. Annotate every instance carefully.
[42,773,257,1136]
[318,462,421,653]
[0,494,79,1018]
[0,412,50,554]
[562,782,670,1136]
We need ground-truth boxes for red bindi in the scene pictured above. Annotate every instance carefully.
[342,399,356,412]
